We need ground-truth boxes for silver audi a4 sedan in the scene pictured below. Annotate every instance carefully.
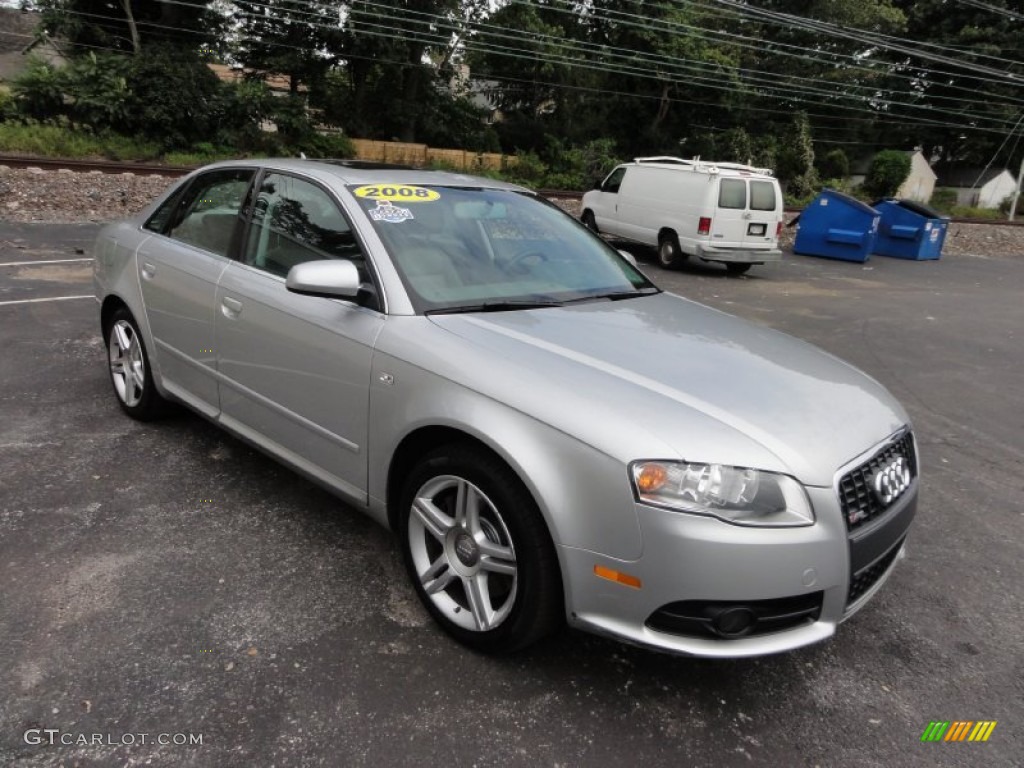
[93,159,918,657]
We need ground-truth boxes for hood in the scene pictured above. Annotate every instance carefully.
[428,293,907,486]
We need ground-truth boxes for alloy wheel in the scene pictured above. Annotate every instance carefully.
[407,474,518,632]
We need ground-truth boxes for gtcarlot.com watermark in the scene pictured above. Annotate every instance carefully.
[24,729,203,747]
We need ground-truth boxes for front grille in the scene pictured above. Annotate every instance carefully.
[646,592,823,640]
[847,537,904,606]
[839,431,916,530]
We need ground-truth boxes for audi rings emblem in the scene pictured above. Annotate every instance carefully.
[872,456,912,505]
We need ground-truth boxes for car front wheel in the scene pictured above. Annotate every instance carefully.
[399,445,562,653]
[106,307,168,420]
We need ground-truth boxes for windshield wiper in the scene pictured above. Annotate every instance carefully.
[590,287,661,301]
[425,299,565,315]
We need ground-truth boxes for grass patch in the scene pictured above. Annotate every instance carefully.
[949,205,1005,220]
[0,122,161,161]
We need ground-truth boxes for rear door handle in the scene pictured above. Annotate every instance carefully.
[221,296,243,318]
[140,262,156,280]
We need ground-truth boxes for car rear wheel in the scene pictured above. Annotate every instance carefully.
[658,232,684,269]
[399,445,562,653]
[725,263,752,276]
[582,210,599,233]
[106,308,169,420]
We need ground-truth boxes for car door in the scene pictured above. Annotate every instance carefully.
[137,167,256,417]
[590,166,627,235]
[214,170,385,501]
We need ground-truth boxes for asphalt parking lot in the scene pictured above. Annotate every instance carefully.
[1,221,1021,768]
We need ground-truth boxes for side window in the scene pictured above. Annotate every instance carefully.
[167,169,255,256]
[143,184,187,233]
[718,178,747,210]
[750,181,777,211]
[602,167,627,194]
[244,172,364,279]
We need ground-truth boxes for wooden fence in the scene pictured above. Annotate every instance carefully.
[350,139,514,171]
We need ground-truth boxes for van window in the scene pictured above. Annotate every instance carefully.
[602,167,627,194]
[750,181,777,211]
[718,179,746,209]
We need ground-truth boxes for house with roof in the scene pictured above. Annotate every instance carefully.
[931,163,1017,209]
[849,149,937,203]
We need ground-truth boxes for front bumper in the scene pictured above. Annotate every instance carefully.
[695,245,783,264]
[562,484,915,658]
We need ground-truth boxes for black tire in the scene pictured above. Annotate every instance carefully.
[725,263,752,276]
[657,232,685,270]
[582,209,599,233]
[398,444,563,654]
[105,307,170,421]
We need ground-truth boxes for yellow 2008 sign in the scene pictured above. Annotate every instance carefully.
[353,184,440,202]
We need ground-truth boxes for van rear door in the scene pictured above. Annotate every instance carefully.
[712,178,778,248]
[745,179,779,247]
[712,177,749,245]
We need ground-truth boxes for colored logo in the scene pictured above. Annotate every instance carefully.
[367,200,414,224]
[920,721,997,742]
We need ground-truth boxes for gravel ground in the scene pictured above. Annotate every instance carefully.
[0,168,1020,258]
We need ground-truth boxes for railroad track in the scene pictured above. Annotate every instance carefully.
[1,154,1019,226]
[0,154,193,177]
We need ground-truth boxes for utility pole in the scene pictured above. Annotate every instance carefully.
[1010,155,1024,222]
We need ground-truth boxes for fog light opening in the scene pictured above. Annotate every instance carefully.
[711,606,757,638]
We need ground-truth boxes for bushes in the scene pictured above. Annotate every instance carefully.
[863,150,911,199]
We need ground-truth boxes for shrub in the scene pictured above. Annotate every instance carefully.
[818,149,850,180]
[863,150,911,199]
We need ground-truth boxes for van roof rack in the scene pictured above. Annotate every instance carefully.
[634,156,695,165]
[633,156,774,176]
[712,161,775,176]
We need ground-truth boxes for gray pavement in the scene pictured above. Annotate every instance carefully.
[0,222,1021,767]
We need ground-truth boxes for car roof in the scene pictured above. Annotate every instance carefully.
[196,157,530,192]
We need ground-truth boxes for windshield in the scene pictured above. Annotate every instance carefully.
[349,184,657,313]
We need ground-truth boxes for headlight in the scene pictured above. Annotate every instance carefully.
[630,461,814,527]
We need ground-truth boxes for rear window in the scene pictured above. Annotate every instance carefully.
[718,179,746,209]
[751,181,777,211]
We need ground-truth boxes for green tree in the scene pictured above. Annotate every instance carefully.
[777,112,818,197]
[233,1,341,94]
[27,1,224,54]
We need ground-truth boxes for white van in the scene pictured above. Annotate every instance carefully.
[581,157,784,274]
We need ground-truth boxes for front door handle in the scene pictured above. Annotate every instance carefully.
[221,296,243,318]
[140,262,156,280]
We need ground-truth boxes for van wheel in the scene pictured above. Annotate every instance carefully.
[725,263,752,276]
[582,210,599,233]
[658,233,684,270]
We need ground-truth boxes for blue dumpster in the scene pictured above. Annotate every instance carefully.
[793,189,879,263]
[873,199,949,260]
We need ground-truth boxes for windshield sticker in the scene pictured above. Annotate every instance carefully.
[368,200,414,224]
[354,184,440,203]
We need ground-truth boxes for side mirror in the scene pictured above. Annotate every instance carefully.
[286,260,362,299]
[617,249,638,267]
